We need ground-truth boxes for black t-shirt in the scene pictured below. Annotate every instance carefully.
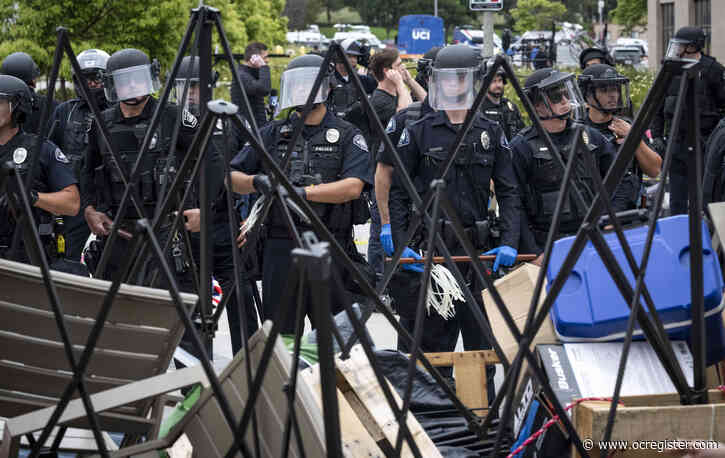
[366,88,397,160]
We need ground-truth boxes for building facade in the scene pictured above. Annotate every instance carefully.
[647,0,724,70]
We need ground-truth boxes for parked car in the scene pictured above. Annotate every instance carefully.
[610,45,647,69]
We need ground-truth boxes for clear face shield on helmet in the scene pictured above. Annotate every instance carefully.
[533,77,586,121]
[277,66,330,116]
[588,79,631,114]
[665,38,699,62]
[428,67,480,111]
[104,64,161,103]
[172,78,200,115]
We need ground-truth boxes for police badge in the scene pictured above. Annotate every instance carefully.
[150,132,158,150]
[582,130,589,145]
[326,128,340,143]
[13,147,27,165]
[507,101,514,111]
[481,131,490,150]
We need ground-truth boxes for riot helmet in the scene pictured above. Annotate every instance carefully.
[1,52,40,87]
[579,47,614,69]
[428,45,482,111]
[336,39,371,68]
[578,64,631,115]
[103,49,160,104]
[524,68,585,121]
[277,54,331,115]
[0,75,33,127]
[665,26,706,62]
[415,46,442,91]
[73,49,110,107]
[173,56,201,115]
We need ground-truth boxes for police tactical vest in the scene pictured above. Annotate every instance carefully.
[328,73,361,118]
[0,132,50,241]
[62,101,94,178]
[523,126,598,230]
[273,121,347,228]
[664,56,721,137]
[481,98,520,140]
[99,107,172,213]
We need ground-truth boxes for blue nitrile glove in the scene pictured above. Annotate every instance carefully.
[380,223,394,255]
[484,245,518,272]
[401,247,424,273]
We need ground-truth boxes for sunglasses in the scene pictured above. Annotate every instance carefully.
[547,88,570,104]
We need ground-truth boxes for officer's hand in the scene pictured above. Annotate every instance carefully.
[609,118,631,143]
[85,208,113,236]
[183,209,200,232]
[484,245,518,272]
[401,246,424,273]
[252,174,273,195]
[380,223,394,255]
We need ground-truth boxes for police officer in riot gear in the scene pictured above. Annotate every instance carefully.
[377,48,440,269]
[230,54,372,334]
[652,26,725,215]
[579,47,615,69]
[579,64,661,210]
[479,58,526,140]
[172,55,259,353]
[511,68,629,263]
[0,75,80,262]
[81,49,219,283]
[327,38,377,119]
[49,48,111,275]
[388,45,521,371]
[1,52,58,135]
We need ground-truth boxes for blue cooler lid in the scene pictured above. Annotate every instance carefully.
[546,216,723,340]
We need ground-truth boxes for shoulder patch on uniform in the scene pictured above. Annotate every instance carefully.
[398,128,410,147]
[182,109,198,128]
[385,117,396,134]
[500,133,510,148]
[54,148,70,164]
[353,134,368,152]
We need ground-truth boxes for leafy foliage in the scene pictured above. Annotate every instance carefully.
[510,0,567,34]
[612,0,647,33]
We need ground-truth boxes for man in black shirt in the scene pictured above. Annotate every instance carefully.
[363,48,425,279]
[230,42,271,129]
[479,58,526,140]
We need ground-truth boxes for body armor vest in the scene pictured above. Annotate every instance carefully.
[0,132,53,256]
[524,127,598,232]
[664,57,721,138]
[62,101,94,178]
[480,98,521,140]
[97,108,173,216]
[272,122,346,229]
[328,73,361,118]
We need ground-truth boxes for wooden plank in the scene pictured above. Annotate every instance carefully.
[452,352,488,415]
[184,414,223,458]
[0,330,159,381]
[414,350,499,367]
[300,364,385,457]
[0,301,171,354]
[336,345,442,458]
[573,398,725,457]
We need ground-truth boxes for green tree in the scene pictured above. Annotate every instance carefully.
[0,0,286,82]
[612,0,646,33]
[510,0,567,33]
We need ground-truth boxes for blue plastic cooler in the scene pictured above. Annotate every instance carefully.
[546,215,725,365]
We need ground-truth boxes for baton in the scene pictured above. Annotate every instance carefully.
[387,254,538,264]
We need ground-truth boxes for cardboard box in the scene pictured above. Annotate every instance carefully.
[481,263,558,365]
